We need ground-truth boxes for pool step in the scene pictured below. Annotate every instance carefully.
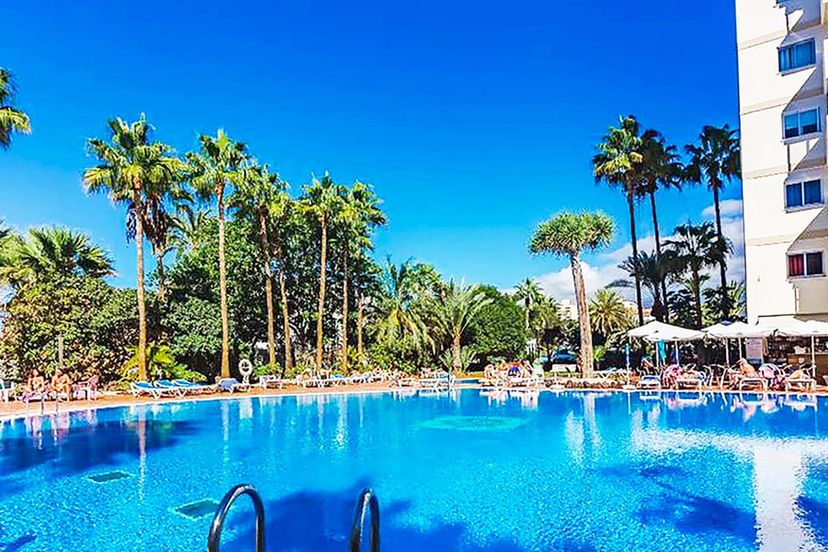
[205,484,380,552]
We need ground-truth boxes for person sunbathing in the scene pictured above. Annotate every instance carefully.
[736,358,757,377]
[51,368,72,400]
[21,370,46,402]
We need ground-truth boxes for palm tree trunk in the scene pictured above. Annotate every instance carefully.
[133,190,148,382]
[275,240,293,374]
[627,190,644,325]
[258,209,276,369]
[649,189,669,322]
[452,333,462,373]
[217,183,231,378]
[315,217,328,374]
[356,290,364,366]
[711,182,729,320]
[570,251,594,378]
[341,244,349,372]
[154,247,166,301]
[692,269,703,329]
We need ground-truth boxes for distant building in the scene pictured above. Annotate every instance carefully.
[735,0,828,323]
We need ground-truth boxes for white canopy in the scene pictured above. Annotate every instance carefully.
[775,320,828,337]
[703,321,775,339]
[627,321,704,342]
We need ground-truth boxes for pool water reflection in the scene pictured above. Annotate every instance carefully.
[0,390,827,551]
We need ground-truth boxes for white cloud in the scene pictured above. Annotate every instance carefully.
[530,199,747,302]
[535,260,629,302]
[702,198,743,219]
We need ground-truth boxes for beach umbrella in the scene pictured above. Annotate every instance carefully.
[627,321,704,342]
[776,320,828,370]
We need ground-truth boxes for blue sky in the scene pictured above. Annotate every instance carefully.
[1,0,741,299]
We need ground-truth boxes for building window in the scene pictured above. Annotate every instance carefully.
[788,251,824,277]
[784,108,820,139]
[785,179,824,209]
[779,39,816,72]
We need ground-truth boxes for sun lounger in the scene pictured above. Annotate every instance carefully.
[417,375,453,389]
[785,375,816,392]
[218,378,250,393]
[738,377,767,392]
[172,379,216,394]
[673,372,705,390]
[258,375,289,389]
[637,375,661,390]
[131,381,179,399]
[155,380,188,397]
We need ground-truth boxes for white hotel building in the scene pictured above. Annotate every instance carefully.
[736,0,828,323]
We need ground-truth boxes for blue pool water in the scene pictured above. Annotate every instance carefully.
[2,389,828,551]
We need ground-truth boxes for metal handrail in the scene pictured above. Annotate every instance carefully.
[207,484,266,552]
[349,488,380,552]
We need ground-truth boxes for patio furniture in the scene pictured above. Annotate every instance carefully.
[0,380,15,402]
[131,381,179,399]
[73,375,99,400]
[636,375,661,390]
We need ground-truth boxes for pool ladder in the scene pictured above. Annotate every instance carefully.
[206,484,380,552]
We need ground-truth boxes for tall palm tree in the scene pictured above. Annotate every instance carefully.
[336,182,386,371]
[186,130,247,378]
[142,174,190,300]
[514,278,544,332]
[0,226,114,286]
[431,281,492,373]
[639,129,681,321]
[593,115,646,325]
[229,162,286,370]
[0,68,30,150]
[589,288,632,341]
[684,124,741,320]
[529,211,615,377]
[84,115,179,381]
[665,222,730,329]
[300,173,344,373]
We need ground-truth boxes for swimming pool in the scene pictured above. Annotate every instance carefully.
[1,389,827,551]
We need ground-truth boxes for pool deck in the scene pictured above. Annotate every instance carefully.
[2,382,827,421]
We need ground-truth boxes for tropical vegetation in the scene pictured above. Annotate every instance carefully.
[0,67,745,383]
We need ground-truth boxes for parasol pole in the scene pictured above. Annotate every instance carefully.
[724,338,730,368]
[812,335,817,376]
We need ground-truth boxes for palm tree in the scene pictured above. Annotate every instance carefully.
[665,222,730,329]
[170,206,210,253]
[610,250,675,321]
[529,211,615,377]
[229,162,286,370]
[336,182,386,371]
[0,68,30,150]
[143,174,190,300]
[0,226,114,286]
[589,288,631,341]
[514,278,544,332]
[639,129,681,321]
[186,130,247,378]
[300,173,344,373]
[593,115,646,324]
[431,281,492,373]
[372,259,437,353]
[84,115,179,381]
[684,124,741,320]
